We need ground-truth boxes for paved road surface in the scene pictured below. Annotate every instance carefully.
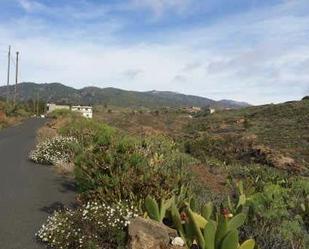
[0,119,76,249]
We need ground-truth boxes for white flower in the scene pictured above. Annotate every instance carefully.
[171,237,185,247]
[30,136,77,165]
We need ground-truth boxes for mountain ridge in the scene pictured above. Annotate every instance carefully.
[0,82,251,109]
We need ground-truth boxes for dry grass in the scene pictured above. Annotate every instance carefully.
[36,116,74,143]
[36,125,58,143]
[0,111,24,130]
[54,162,75,176]
[94,107,191,138]
[190,164,227,193]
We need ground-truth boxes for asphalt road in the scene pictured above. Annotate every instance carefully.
[0,119,76,249]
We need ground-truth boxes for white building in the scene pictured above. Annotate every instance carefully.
[46,103,70,113]
[209,108,216,114]
[71,105,93,119]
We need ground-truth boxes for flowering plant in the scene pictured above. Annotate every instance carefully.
[30,136,77,165]
[36,201,138,248]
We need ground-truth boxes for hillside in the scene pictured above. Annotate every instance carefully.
[0,82,250,109]
[32,100,309,249]
[184,98,309,173]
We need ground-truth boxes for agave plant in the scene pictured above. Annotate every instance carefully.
[144,195,255,249]
[144,195,174,222]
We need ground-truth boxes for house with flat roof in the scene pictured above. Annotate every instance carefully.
[71,105,93,119]
[46,103,93,118]
[46,103,70,113]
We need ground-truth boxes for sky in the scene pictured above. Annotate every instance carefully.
[0,0,308,104]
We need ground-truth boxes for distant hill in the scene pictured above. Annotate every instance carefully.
[185,98,309,172]
[0,82,250,109]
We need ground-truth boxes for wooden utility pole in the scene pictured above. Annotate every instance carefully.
[36,91,39,116]
[14,51,19,106]
[6,45,11,103]
[33,97,36,114]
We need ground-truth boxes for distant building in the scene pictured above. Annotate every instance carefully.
[46,103,93,118]
[209,108,216,114]
[184,106,201,113]
[46,103,70,113]
[71,105,93,119]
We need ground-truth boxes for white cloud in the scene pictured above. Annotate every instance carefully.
[1,0,309,104]
[130,0,192,17]
[18,0,44,12]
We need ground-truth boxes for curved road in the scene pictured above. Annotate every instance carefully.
[0,119,76,248]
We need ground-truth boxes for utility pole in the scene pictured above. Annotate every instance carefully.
[36,91,39,116]
[14,51,19,106]
[6,45,11,103]
[33,97,36,114]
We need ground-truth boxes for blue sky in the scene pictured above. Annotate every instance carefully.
[0,0,308,104]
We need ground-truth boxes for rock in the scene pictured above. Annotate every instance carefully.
[128,217,185,249]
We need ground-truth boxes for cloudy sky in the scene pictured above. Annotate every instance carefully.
[0,0,308,104]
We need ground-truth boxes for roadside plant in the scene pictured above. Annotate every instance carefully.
[59,117,116,147]
[74,132,194,203]
[36,201,138,249]
[144,196,255,249]
[30,136,77,165]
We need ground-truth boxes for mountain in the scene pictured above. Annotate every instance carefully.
[217,99,251,108]
[0,82,250,109]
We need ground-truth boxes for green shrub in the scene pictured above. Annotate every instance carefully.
[228,172,309,249]
[48,109,74,118]
[59,117,116,147]
[74,134,194,203]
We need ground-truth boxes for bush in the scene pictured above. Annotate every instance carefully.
[74,134,194,203]
[47,115,195,203]
[30,136,77,165]
[230,170,309,249]
[48,109,75,119]
[36,201,138,249]
[0,111,8,129]
[59,117,116,147]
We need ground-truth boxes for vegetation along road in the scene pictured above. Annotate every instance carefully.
[0,119,75,248]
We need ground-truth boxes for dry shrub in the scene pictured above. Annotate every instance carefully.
[52,117,72,130]
[0,111,8,128]
[1,115,22,128]
[54,161,75,175]
[0,110,7,120]
[36,125,58,143]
